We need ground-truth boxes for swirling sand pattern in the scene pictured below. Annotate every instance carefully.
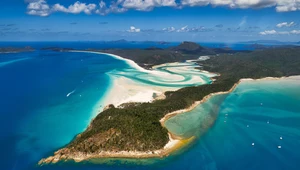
[109,62,215,88]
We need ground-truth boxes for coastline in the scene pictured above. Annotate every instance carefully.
[72,50,213,117]
[38,51,215,165]
[160,76,289,127]
[38,50,296,165]
[38,76,294,165]
[38,133,195,165]
[71,50,173,119]
[70,50,150,73]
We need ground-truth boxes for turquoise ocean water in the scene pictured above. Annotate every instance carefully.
[165,77,300,170]
[0,50,126,170]
[0,48,212,170]
[1,44,300,170]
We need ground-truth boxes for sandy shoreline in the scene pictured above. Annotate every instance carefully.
[72,50,177,119]
[39,76,293,165]
[38,51,295,165]
[38,52,213,165]
[38,132,194,165]
[160,79,239,128]
[71,50,150,73]
[38,77,294,165]
[160,76,290,126]
[72,50,214,117]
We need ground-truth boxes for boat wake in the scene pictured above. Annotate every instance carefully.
[0,57,31,68]
[66,90,76,97]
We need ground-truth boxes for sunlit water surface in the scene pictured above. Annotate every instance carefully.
[1,49,299,170]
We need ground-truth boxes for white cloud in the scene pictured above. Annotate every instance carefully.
[259,30,277,35]
[95,0,128,15]
[122,0,177,11]
[52,1,97,14]
[290,30,300,34]
[128,26,141,32]
[162,27,176,32]
[260,29,300,35]
[26,0,126,16]
[228,0,276,9]
[27,0,50,17]
[25,0,300,17]
[180,0,300,12]
[275,0,300,12]
[177,25,189,32]
[181,0,209,6]
[175,25,214,32]
[181,0,276,8]
[120,0,300,12]
[276,22,295,28]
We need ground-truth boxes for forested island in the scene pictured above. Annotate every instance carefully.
[0,46,34,53]
[87,41,249,69]
[39,42,300,164]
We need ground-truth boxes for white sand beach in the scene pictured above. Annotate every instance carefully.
[70,51,216,114]
[39,51,300,165]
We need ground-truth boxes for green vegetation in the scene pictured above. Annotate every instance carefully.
[41,47,74,52]
[97,48,194,69]
[0,46,34,53]
[200,47,300,83]
[66,46,300,154]
[88,41,247,69]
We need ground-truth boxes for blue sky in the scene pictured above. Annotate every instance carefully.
[1,0,300,42]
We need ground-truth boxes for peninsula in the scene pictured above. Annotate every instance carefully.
[39,42,300,165]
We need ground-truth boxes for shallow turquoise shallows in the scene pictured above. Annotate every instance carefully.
[0,49,212,170]
[1,46,300,170]
[164,77,300,170]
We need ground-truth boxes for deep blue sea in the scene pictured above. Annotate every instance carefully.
[1,42,300,170]
[0,50,131,170]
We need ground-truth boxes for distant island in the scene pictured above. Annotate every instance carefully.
[0,46,34,53]
[103,39,171,45]
[38,42,300,164]
[241,40,300,46]
[41,47,75,52]
[87,41,248,69]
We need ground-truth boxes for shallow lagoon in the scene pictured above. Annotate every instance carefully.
[164,77,300,170]
[1,49,300,170]
[0,50,213,170]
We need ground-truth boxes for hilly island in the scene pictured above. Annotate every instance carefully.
[38,42,300,164]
